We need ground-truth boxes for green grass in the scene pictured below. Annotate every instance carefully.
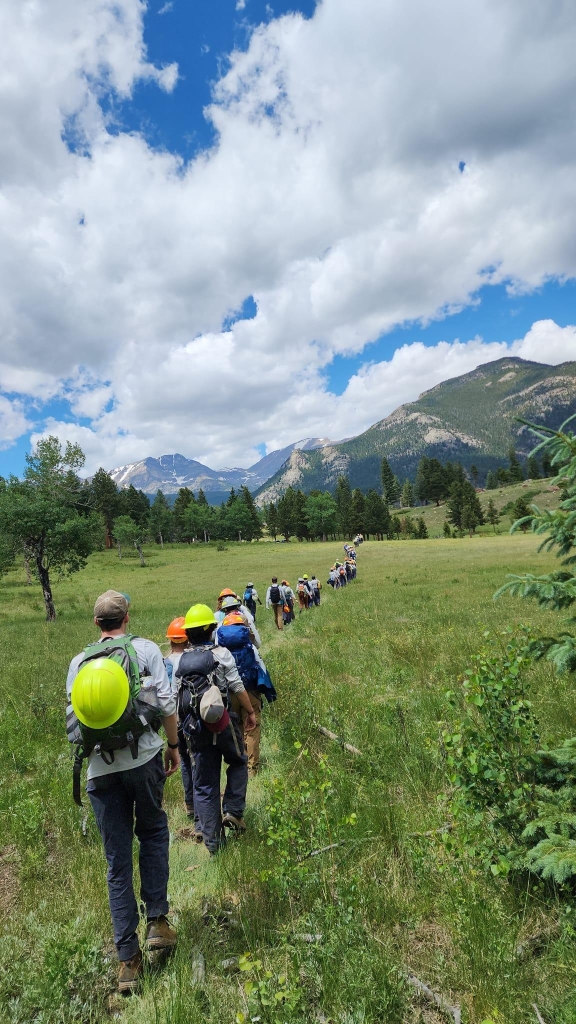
[1,535,576,1023]
[397,477,561,537]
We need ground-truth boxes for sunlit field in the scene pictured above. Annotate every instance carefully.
[1,535,574,1023]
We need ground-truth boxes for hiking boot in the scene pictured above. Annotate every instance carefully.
[118,950,143,994]
[185,804,195,819]
[222,812,247,833]
[145,916,177,951]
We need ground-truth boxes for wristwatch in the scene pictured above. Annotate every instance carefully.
[167,741,179,749]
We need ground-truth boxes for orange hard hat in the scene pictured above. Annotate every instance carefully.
[166,616,187,642]
[218,588,237,600]
[222,612,245,626]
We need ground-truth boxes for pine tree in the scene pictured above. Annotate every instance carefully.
[265,502,279,541]
[381,458,399,506]
[508,445,524,483]
[461,503,479,537]
[447,478,484,532]
[443,520,452,538]
[485,470,497,490]
[390,515,401,539]
[89,468,120,549]
[416,516,428,539]
[173,487,195,540]
[510,494,532,532]
[335,475,353,537]
[401,480,415,508]
[351,489,366,534]
[119,484,150,526]
[527,455,541,480]
[197,489,208,507]
[364,489,389,539]
[541,450,553,477]
[486,498,500,532]
[239,486,262,540]
[149,489,173,546]
[470,464,479,485]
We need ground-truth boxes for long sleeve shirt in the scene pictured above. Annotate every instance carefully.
[265,585,286,608]
[66,634,174,780]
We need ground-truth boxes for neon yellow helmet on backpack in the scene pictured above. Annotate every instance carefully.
[71,658,130,729]
[183,603,217,630]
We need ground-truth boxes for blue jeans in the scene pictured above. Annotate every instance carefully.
[87,751,169,961]
[191,714,248,853]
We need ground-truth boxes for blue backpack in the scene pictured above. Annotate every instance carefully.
[217,624,259,690]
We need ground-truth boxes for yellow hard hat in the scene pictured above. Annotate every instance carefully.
[71,658,129,729]
[183,603,217,630]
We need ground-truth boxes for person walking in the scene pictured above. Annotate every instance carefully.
[296,578,310,612]
[217,610,276,775]
[281,579,295,624]
[164,618,201,839]
[176,604,256,852]
[66,590,180,994]
[219,594,262,647]
[242,582,262,622]
[309,574,322,606]
[265,577,286,630]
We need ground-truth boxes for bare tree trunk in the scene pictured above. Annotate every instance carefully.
[159,532,164,548]
[117,542,122,559]
[37,560,56,621]
[135,542,146,567]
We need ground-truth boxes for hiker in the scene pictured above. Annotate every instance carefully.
[345,560,353,581]
[66,590,180,994]
[242,582,262,621]
[338,564,347,587]
[219,594,262,648]
[327,566,339,588]
[266,577,286,630]
[217,610,276,775]
[296,578,310,612]
[309,574,322,606]
[215,588,261,646]
[176,604,257,853]
[281,579,295,624]
[164,618,201,838]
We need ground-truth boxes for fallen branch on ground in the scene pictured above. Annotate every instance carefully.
[317,725,363,756]
[405,971,461,1024]
[298,842,345,862]
[532,1005,546,1024]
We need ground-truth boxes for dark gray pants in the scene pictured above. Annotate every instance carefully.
[192,714,248,853]
[88,751,169,961]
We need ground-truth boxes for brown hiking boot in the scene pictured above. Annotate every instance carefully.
[118,950,143,994]
[222,812,247,832]
[145,916,177,951]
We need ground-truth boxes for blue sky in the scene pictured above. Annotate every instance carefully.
[1,0,575,478]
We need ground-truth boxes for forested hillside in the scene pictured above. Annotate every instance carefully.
[257,357,576,500]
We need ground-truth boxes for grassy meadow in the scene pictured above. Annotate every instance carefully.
[1,534,576,1023]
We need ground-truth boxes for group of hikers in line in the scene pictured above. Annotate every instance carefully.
[65,546,359,993]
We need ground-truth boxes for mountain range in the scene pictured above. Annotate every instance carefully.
[107,438,333,503]
[106,357,576,502]
[255,356,576,501]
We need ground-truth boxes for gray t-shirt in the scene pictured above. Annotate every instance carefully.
[67,634,175,780]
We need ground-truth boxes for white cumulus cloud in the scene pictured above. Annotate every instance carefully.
[1,0,576,472]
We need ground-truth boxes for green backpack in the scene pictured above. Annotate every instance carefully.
[66,634,161,806]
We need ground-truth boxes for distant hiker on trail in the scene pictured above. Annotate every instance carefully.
[339,564,347,587]
[164,618,200,840]
[66,590,180,994]
[296,578,310,612]
[243,582,262,621]
[266,577,286,630]
[328,566,339,588]
[309,574,322,606]
[218,593,262,648]
[176,604,256,853]
[281,579,295,624]
[217,610,277,775]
